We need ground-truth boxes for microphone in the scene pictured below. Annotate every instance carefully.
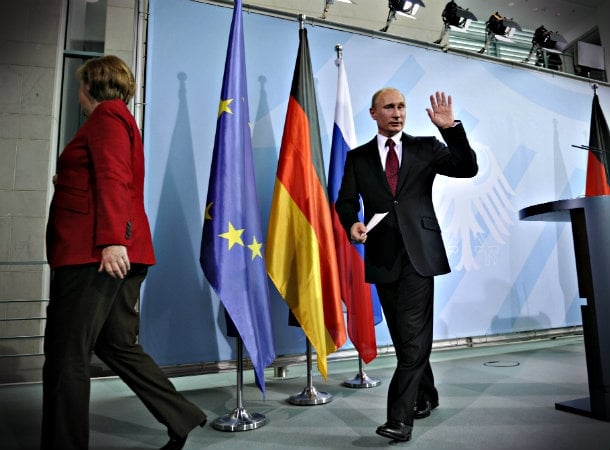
[572,144,608,154]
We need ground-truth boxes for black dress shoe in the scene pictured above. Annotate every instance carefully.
[160,434,187,450]
[414,399,432,419]
[414,399,439,419]
[376,420,412,441]
[161,419,207,450]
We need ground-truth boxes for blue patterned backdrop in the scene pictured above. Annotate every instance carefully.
[140,0,610,366]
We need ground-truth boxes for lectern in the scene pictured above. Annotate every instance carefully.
[519,196,610,421]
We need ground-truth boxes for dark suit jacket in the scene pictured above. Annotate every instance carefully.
[46,99,155,269]
[335,123,477,282]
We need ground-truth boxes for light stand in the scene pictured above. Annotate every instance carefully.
[380,0,425,33]
[522,25,567,70]
[321,0,355,20]
[288,339,333,405]
[478,12,521,54]
[212,336,267,431]
[434,1,477,46]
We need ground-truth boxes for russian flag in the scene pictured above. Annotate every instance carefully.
[327,52,382,364]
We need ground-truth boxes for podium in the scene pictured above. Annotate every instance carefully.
[519,196,610,421]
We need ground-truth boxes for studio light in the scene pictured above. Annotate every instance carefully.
[478,12,522,54]
[522,25,568,69]
[321,0,355,20]
[434,1,477,45]
[380,0,425,33]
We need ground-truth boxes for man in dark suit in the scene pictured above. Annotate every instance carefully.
[335,88,478,442]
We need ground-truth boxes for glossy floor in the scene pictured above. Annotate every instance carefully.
[2,336,609,449]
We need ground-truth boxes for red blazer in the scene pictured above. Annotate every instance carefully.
[46,99,155,269]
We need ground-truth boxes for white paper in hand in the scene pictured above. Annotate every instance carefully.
[365,212,388,233]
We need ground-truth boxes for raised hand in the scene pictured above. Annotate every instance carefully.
[425,91,455,129]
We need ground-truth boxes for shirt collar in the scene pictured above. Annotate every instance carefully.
[376,132,402,149]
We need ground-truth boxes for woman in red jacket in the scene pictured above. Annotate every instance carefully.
[42,55,206,450]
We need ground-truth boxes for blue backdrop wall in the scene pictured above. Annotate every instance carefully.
[140,0,610,367]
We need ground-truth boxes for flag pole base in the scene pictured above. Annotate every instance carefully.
[342,371,381,388]
[288,385,333,405]
[211,407,267,432]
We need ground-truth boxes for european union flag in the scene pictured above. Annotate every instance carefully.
[200,0,275,397]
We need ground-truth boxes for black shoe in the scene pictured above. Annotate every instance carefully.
[376,420,412,441]
[414,399,438,419]
[161,419,207,450]
[160,434,187,450]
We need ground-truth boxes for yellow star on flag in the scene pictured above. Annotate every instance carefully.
[218,98,233,118]
[219,222,244,250]
[248,236,263,260]
[204,202,213,220]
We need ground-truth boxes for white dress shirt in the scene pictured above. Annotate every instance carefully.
[376,132,403,170]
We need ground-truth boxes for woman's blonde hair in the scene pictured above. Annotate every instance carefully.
[77,55,135,104]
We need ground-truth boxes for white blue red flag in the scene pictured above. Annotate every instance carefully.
[327,53,382,364]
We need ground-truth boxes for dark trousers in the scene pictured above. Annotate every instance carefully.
[41,264,206,450]
[376,253,437,426]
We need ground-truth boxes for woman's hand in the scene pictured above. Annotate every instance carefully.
[99,245,130,279]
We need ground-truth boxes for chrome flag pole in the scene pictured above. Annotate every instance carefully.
[343,357,381,388]
[212,337,267,431]
[288,339,333,405]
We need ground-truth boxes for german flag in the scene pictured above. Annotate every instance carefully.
[265,26,346,379]
[585,92,610,196]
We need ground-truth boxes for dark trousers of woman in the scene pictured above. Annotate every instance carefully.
[41,264,206,450]
[376,252,438,428]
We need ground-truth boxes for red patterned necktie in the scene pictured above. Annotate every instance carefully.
[385,138,399,195]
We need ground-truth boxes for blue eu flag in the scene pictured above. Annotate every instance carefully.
[200,0,275,397]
